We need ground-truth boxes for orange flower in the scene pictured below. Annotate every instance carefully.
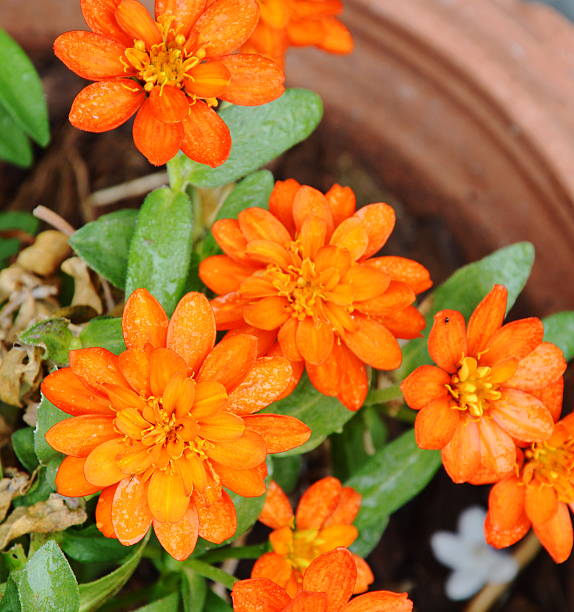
[243,0,353,66]
[401,284,565,484]
[199,180,431,411]
[42,288,310,560]
[233,548,413,612]
[54,0,285,166]
[485,413,574,563]
[252,478,373,595]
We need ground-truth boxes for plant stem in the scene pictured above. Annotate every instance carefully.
[364,385,403,405]
[182,559,237,590]
[199,543,269,564]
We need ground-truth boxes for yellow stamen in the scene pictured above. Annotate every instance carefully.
[523,438,574,503]
[446,356,502,417]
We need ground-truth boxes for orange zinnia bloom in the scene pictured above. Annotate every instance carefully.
[243,0,353,66]
[42,288,310,560]
[54,0,285,166]
[233,548,413,612]
[252,478,373,595]
[401,284,565,484]
[199,180,431,411]
[486,413,574,563]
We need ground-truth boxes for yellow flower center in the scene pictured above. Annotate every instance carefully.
[523,438,574,503]
[446,356,502,418]
[287,528,321,572]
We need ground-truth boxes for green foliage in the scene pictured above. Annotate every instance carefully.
[180,569,207,612]
[20,318,76,366]
[271,455,302,494]
[34,397,67,465]
[347,429,441,557]
[543,311,574,361]
[264,375,354,456]
[126,188,194,315]
[400,242,535,375]
[0,108,31,166]
[0,211,40,267]
[80,317,126,355]
[168,90,323,190]
[202,591,232,611]
[11,427,38,473]
[69,209,139,289]
[62,525,132,564]
[134,592,179,611]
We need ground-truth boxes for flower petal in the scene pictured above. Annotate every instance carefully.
[302,548,356,611]
[211,293,246,329]
[441,419,481,483]
[219,54,284,105]
[259,480,294,529]
[354,203,395,258]
[330,217,368,261]
[70,347,127,388]
[243,414,311,453]
[215,461,267,497]
[477,418,516,478]
[41,368,112,416]
[81,0,132,45]
[296,477,342,530]
[368,256,432,294]
[485,477,530,549]
[492,388,554,442]
[198,412,245,441]
[231,578,291,612]
[333,343,369,412]
[70,80,144,132]
[325,184,355,225]
[211,218,248,261]
[239,207,292,244]
[414,398,459,450]
[95,484,118,538]
[54,31,129,80]
[269,179,299,235]
[530,377,564,422]
[181,101,231,168]
[428,310,467,373]
[343,264,390,303]
[401,365,450,410]
[115,0,162,46]
[343,591,412,612]
[55,456,102,497]
[112,475,153,545]
[285,592,328,612]
[46,415,117,458]
[343,317,402,370]
[505,342,566,391]
[155,0,206,36]
[154,504,199,561]
[84,438,126,487]
[123,288,168,350]
[525,484,558,525]
[296,318,334,366]
[292,186,334,234]
[533,502,573,563]
[481,318,544,366]
[149,347,188,396]
[355,281,414,318]
[194,489,237,543]
[118,349,151,396]
[148,85,190,123]
[251,552,293,588]
[186,60,231,99]
[147,469,189,523]
[133,99,183,166]
[167,291,216,372]
[198,334,258,391]
[466,285,507,356]
[199,255,257,294]
[205,429,266,468]
[381,305,426,340]
[244,297,290,331]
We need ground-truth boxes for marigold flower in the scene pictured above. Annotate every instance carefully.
[485,413,574,563]
[401,284,565,484]
[252,478,373,595]
[243,0,353,66]
[199,180,432,411]
[54,0,285,166]
[42,288,310,560]
[233,548,413,612]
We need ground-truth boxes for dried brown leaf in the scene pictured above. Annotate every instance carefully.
[0,471,29,522]
[0,346,43,407]
[17,231,70,277]
[61,257,103,315]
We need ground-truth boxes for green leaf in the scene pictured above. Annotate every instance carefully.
[12,462,58,507]
[61,525,132,564]
[400,242,535,376]
[34,397,68,465]
[0,211,39,235]
[271,455,302,494]
[10,541,79,612]
[0,576,21,611]
[0,105,32,168]
[199,170,274,258]
[134,592,179,611]
[180,569,207,612]
[264,375,354,456]
[0,30,49,146]
[347,429,441,557]
[543,311,574,361]
[20,318,75,366]
[125,188,194,315]
[202,591,232,612]
[11,427,38,473]
[78,533,149,612]
[80,317,126,355]
[169,90,323,189]
[69,209,139,289]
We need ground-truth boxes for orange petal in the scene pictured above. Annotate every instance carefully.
[351,555,374,594]
[133,99,183,166]
[46,415,117,458]
[70,80,144,133]
[231,578,291,612]
[96,484,118,538]
[211,293,246,329]
[428,310,467,373]
[245,241,292,269]
[306,351,339,398]
[198,334,258,391]
[228,356,292,415]
[147,469,189,523]
[296,477,342,530]
[163,376,196,418]
[330,217,368,262]
[481,318,544,366]
[343,316,402,370]
[118,349,151,396]
[123,288,168,350]
[259,480,294,529]
[41,368,112,416]
[533,502,573,563]
[194,489,237,543]
[477,418,516,478]
[269,179,299,235]
[205,429,266,468]
[381,305,426,340]
[243,414,310,453]
[186,60,231,99]
[181,100,231,168]
[192,380,228,418]
[148,85,190,123]
[211,218,248,261]
[84,438,127,487]
[302,548,356,611]
[198,412,245,441]
[55,456,102,497]
[149,347,188,396]
[285,592,328,612]
[194,0,259,56]
[239,207,291,244]
[54,31,129,80]
[81,0,132,45]
[155,0,206,36]
[401,365,450,410]
[530,377,564,422]
[115,0,162,46]
[112,475,153,545]
[414,398,459,450]
[525,484,558,525]
[154,504,199,561]
[485,477,530,548]
[292,186,334,235]
[244,296,289,331]
[343,264,390,303]
[219,54,284,105]
[505,342,566,391]
[167,291,216,372]
[466,285,507,355]
[278,318,302,362]
[70,347,127,388]
[344,591,413,612]
[199,255,257,294]
[334,343,369,411]
[215,461,267,497]
[251,552,293,588]
[355,281,414,318]
[325,184,355,226]
[492,388,554,442]
[441,419,481,483]
[296,318,334,366]
[316,524,358,552]
[368,256,432,294]
[354,203,395,259]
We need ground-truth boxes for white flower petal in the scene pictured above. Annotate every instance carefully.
[446,569,487,600]
[486,552,519,584]
[458,506,487,544]
[431,532,467,568]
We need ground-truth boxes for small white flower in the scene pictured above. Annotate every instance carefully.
[431,506,518,600]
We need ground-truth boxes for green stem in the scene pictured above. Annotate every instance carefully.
[182,559,237,590]
[364,384,403,405]
[199,543,269,564]
[381,404,416,424]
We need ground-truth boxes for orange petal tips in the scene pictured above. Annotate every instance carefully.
[55,0,285,166]
[42,288,310,560]
[401,284,566,484]
[199,180,432,411]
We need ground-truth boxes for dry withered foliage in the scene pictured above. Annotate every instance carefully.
[16,231,70,278]
[0,471,30,523]
[0,346,43,408]
[60,257,103,315]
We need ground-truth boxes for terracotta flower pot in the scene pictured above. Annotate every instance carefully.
[3,0,574,312]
